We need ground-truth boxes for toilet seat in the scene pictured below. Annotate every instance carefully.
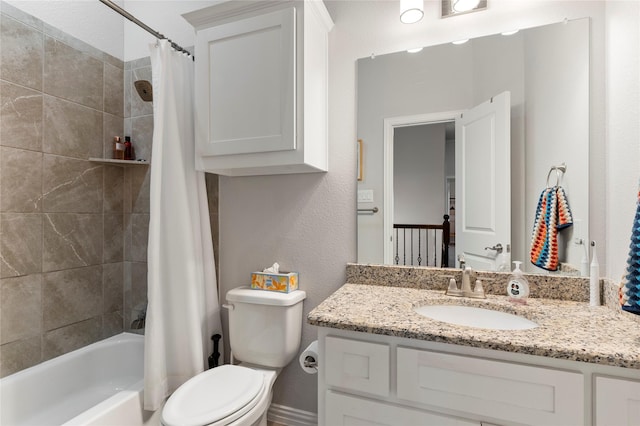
[162,365,265,426]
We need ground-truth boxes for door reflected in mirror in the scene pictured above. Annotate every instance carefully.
[356,18,590,275]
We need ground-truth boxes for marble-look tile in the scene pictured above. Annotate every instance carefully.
[128,57,151,71]
[43,213,103,271]
[0,147,42,213]
[0,2,44,31]
[103,311,123,338]
[0,14,43,90]
[103,262,123,313]
[130,167,150,213]
[42,316,102,361]
[103,165,124,212]
[130,66,153,117]
[124,69,131,119]
[205,173,219,279]
[42,155,103,213]
[131,115,153,162]
[104,213,124,263]
[43,36,103,110]
[0,336,41,378]
[0,274,42,344]
[0,213,42,278]
[42,265,102,331]
[104,63,124,117]
[103,52,124,71]
[0,81,43,151]
[43,23,105,64]
[103,113,124,160]
[43,95,102,160]
[130,214,149,262]
[124,261,147,328]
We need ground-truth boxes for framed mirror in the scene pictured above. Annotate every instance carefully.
[356,18,590,275]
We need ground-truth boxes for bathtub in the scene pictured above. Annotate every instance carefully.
[0,332,156,426]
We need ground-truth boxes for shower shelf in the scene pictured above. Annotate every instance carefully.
[89,158,149,166]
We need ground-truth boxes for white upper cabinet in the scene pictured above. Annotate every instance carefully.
[184,1,333,176]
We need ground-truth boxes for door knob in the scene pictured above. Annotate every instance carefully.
[484,243,503,254]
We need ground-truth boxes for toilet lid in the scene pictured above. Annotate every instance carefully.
[162,365,265,426]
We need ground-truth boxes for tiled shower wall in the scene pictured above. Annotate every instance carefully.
[0,2,136,377]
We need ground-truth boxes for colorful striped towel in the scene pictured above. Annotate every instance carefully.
[620,181,640,315]
[530,186,574,271]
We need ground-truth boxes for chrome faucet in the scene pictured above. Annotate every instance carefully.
[445,259,486,299]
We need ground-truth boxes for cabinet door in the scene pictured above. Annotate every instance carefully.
[326,391,479,426]
[195,8,295,157]
[595,376,640,425]
[397,347,584,425]
[325,336,390,397]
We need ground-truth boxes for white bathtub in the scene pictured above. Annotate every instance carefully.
[0,333,156,426]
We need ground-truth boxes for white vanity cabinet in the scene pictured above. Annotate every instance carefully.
[317,327,640,426]
[183,1,333,176]
[594,376,640,425]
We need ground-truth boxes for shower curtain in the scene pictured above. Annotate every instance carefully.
[144,40,222,411]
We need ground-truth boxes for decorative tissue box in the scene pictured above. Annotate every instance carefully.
[251,271,298,293]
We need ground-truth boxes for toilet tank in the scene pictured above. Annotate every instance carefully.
[225,287,306,368]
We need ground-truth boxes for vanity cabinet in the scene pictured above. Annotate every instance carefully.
[317,328,592,426]
[184,1,333,176]
[594,376,640,425]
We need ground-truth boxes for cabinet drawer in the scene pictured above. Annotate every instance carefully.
[325,336,389,397]
[326,391,479,426]
[397,347,584,425]
[595,376,640,425]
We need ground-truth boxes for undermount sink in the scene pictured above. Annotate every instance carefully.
[414,305,538,330]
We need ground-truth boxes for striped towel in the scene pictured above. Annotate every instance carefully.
[530,186,573,271]
[620,182,640,315]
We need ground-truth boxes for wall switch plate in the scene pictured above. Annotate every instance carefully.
[358,189,374,203]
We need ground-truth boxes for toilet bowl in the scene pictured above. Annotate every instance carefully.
[161,287,306,426]
[161,364,278,426]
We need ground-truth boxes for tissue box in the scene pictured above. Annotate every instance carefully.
[251,271,298,293]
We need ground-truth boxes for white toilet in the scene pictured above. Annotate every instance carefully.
[161,287,306,426]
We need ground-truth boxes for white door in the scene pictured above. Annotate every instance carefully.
[455,92,511,271]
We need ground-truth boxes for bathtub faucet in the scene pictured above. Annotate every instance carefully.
[130,304,146,329]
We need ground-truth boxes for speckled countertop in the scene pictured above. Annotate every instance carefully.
[308,264,640,370]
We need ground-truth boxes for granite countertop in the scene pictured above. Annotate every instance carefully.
[308,282,640,369]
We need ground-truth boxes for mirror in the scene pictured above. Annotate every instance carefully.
[356,19,590,275]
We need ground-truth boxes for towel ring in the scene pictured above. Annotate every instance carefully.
[546,163,567,188]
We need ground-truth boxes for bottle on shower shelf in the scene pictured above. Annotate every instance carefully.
[113,136,125,160]
[124,136,135,160]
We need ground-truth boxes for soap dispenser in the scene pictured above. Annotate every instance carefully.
[507,261,529,301]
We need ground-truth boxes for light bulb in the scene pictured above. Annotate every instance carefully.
[452,0,481,13]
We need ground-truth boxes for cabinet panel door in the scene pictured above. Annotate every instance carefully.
[595,376,640,425]
[325,336,389,397]
[397,347,584,425]
[195,8,295,156]
[326,391,479,426]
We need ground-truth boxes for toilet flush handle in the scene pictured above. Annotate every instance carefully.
[222,303,234,311]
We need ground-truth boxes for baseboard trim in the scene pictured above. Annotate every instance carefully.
[267,403,318,426]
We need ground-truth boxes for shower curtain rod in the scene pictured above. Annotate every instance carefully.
[98,0,194,59]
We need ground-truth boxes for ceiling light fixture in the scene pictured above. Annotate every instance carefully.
[441,0,487,18]
[400,0,424,24]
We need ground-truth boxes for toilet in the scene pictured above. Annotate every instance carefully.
[161,287,306,426]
